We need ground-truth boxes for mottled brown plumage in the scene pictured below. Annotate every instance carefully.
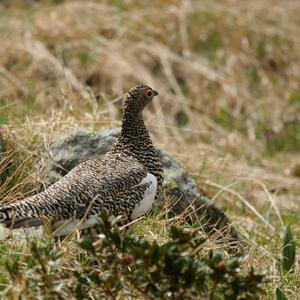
[0,85,163,235]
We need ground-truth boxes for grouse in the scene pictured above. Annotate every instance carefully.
[0,85,164,236]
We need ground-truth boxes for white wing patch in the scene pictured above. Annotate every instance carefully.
[52,216,100,237]
[131,172,157,220]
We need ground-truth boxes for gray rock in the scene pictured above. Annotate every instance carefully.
[48,129,120,181]
[47,128,240,241]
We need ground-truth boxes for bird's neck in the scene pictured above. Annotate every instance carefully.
[121,108,150,139]
[110,106,164,192]
[111,107,153,154]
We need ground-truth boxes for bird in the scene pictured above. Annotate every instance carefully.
[0,85,164,236]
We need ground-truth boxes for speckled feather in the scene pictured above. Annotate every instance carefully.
[0,85,164,231]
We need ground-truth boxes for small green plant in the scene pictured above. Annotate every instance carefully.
[275,287,288,300]
[282,224,296,275]
[73,213,265,299]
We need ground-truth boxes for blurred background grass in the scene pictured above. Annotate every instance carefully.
[0,0,300,298]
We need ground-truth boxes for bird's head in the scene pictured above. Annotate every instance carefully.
[122,85,158,112]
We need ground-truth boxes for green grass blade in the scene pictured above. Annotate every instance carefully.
[275,287,288,300]
[282,224,296,274]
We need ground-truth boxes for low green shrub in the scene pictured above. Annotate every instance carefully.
[1,214,265,299]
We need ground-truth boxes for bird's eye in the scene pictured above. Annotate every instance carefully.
[143,87,152,97]
[146,90,152,97]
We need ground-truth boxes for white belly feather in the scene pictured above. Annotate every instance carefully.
[131,172,157,220]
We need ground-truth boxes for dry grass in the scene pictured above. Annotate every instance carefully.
[0,0,300,298]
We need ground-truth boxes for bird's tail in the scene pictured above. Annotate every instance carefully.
[0,199,44,229]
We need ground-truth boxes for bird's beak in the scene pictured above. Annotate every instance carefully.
[153,90,158,97]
